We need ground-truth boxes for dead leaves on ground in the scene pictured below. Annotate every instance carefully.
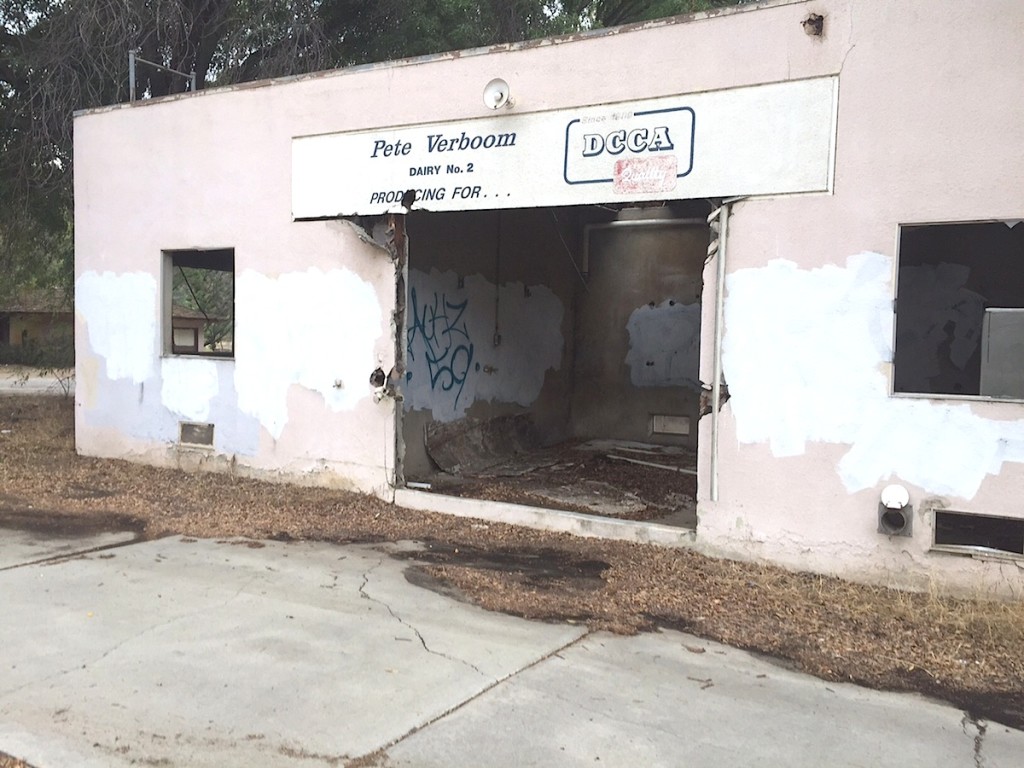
[2,396,1023,728]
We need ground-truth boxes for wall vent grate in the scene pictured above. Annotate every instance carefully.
[933,510,1024,557]
[179,422,215,447]
[651,414,690,436]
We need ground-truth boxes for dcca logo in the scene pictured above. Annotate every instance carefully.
[582,126,674,157]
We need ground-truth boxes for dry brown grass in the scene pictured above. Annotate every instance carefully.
[2,395,1023,732]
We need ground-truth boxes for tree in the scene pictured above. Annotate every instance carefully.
[0,0,741,304]
[0,0,332,303]
[172,263,234,350]
[319,1,743,61]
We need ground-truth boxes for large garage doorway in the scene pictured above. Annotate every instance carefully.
[400,202,710,529]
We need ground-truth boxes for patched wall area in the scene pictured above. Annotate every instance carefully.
[625,300,702,391]
[682,0,1024,596]
[75,192,397,493]
[721,252,1024,501]
[75,268,262,459]
[76,271,159,384]
[233,266,385,440]
[74,48,408,492]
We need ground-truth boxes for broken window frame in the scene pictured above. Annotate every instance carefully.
[891,219,1024,403]
[163,248,236,359]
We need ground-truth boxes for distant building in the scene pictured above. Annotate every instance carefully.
[0,288,73,358]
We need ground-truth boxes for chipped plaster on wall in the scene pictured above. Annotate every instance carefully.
[233,267,385,439]
[161,357,220,421]
[722,252,1024,501]
[625,300,701,389]
[76,271,157,384]
[77,267,374,457]
[82,367,177,444]
[405,268,564,422]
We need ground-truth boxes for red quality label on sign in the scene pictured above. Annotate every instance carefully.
[613,156,678,194]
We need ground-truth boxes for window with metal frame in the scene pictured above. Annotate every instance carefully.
[893,221,1024,398]
[165,249,235,358]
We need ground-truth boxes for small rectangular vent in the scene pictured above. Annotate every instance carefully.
[934,511,1024,557]
[651,414,690,436]
[179,422,215,447]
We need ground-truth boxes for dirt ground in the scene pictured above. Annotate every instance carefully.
[2,396,1023,735]
[421,441,697,524]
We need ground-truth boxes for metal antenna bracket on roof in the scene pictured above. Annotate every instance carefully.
[128,50,197,103]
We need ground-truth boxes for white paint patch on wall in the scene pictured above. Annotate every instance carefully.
[723,252,1024,500]
[838,400,1024,498]
[405,268,564,421]
[161,357,220,421]
[233,268,384,439]
[76,271,157,384]
[723,253,894,458]
[625,300,701,389]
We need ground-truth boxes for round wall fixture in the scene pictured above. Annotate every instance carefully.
[878,484,913,537]
[483,78,513,110]
[880,484,910,510]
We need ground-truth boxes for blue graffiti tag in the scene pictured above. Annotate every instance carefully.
[407,287,475,407]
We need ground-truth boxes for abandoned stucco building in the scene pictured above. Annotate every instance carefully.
[74,0,1024,596]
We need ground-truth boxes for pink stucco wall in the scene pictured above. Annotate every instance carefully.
[693,0,1024,595]
[75,0,1024,593]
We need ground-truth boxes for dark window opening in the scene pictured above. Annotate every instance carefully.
[166,249,234,357]
[894,221,1024,397]
[934,510,1024,556]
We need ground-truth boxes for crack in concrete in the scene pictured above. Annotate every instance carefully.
[347,630,591,765]
[358,558,486,677]
[961,712,988,767]
[0,535,145,572]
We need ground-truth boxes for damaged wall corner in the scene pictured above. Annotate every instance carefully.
[389,211,409,489]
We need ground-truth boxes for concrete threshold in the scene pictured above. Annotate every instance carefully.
[394,488,697,546]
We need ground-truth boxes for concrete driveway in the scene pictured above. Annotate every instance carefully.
[1,531,1021,767]
[0,367,74,397]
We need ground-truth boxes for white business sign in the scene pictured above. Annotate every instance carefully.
[292,76,837,217]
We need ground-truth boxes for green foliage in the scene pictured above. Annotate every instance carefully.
[172,265,235,351]
[0,198,73,307]
[0,0,744,306]
[323,1,743,61]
